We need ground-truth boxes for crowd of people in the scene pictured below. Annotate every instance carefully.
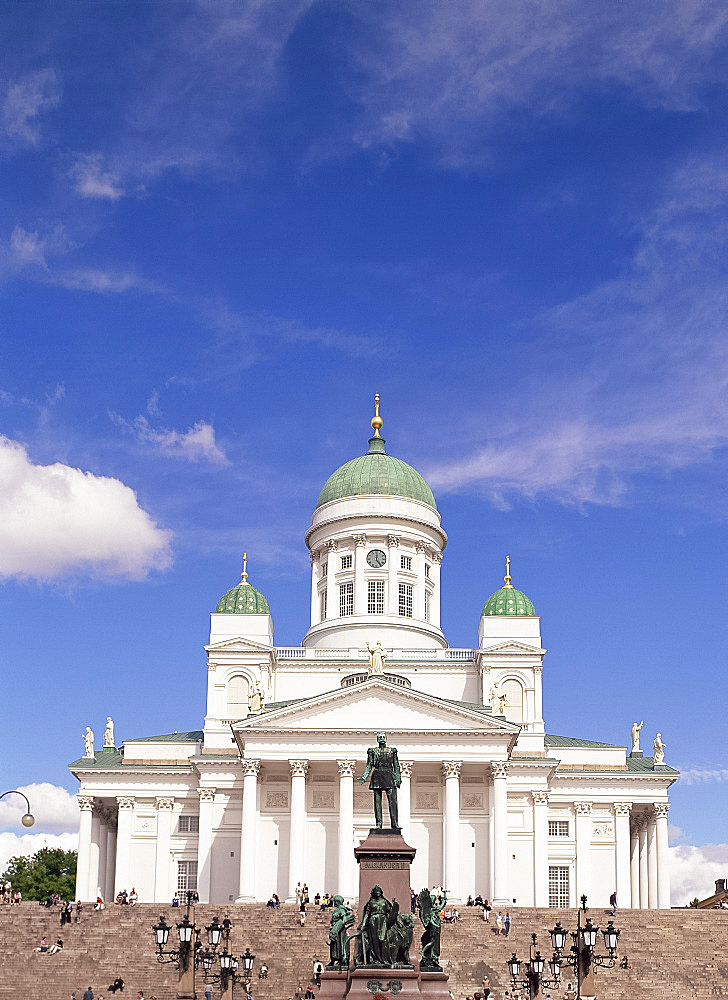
[1,880,21,904]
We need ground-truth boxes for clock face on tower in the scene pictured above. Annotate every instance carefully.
[366,548,387,568]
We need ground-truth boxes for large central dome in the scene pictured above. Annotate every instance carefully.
[316,435,437,509]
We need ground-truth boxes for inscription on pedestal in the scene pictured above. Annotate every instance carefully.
[362,861,408,870]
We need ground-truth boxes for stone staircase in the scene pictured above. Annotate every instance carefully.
[1,904,727,999]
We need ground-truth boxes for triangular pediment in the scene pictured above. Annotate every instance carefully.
[478,641,546,656]
[233,678,520,736]
[205,637,273,654]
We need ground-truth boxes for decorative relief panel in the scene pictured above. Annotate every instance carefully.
[312,789,335,810]
[462,793,484,810]
[266,791,289,809]
[592,822,614,839]
[416,791,439,810]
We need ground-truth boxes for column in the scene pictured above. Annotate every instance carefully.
[387,535,400,615]
[630,822,639,910]
[154,797,174,904]
[532,791,549,907]
[337,761,356,899]
[96,811,108,899]
[443,761,462,902]
[88,807,102,901]
[353,535,367,614]
[431,553,442,628]
[574,802,592,904]
[491,762,509,905]
[614,802,632,910]
[287,759,309,901]
[75,795,94,900]
[197,788,216,903]
[647,811,658,908]
[399,761,414,843]
[105,822,116,902]
[238,760,260,901]
[654,802,670,909]
[310,551,320,627]
[638,817,648,909]
[114,796,135,896]
[325,541,337,619]
[415,541,427,619]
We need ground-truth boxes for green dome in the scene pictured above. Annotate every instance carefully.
[317,436,437,509]
[482,585,536,617]
[215,578,270,615]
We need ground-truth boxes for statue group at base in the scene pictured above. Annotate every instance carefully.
[349,886,414,969]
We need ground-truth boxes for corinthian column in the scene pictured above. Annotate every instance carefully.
[353,535,367,614]
[287,760,309,901]
[647,810,658,909]
[197,788,215,903]
[154,797,174,903]
[491,762,509,905]
[114,797,135,897]
[387,535,400,615]
[75,796,95,901]
[325,541,337,620]
[238,760,260,902]
[532,791,549,907]
[442,761,462,902]
[654,802,670,909]
[399,761,414,842]
[638,817,648,909]
[574,802,592,904]
[337,761,356,899]
[614,803,632,910]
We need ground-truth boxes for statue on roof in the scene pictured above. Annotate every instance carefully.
[367,641,386,676]
[630,720,643,754]
[103,717,115,749]
[489,681,507,716]
[358,733,401,829]
[249,681,265,715]
[653,733,666,765]
[83,726,94,758]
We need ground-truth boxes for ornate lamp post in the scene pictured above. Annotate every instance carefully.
[506,934,561,998]
[152,894,227,1000]
[0,790,35,827]
[214,945,255,999]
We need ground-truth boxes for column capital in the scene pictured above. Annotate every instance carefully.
[325,539,338,552]
[208,660,217,672]
[614,802,632,817]
[432,552,442,565]
[574,801,593,816]
[415,540,427,554]
[336,760,357,777]
[442,760,462,780]
[117,796,135,811]
[387,534,400,548]
[241,758,261,778]
[491,761,509,780]
[289,759,309,777]
[198,788,216,803]
[532,790,549,806]
[399,760,415,778]
[155,797,175,811]
[77,795,95,811]
[353,534,367,547]
[310,549,318,566]
[653,802,670,819]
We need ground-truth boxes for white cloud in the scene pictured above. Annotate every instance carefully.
[670,843,728,906]
[0,435,172,582]
[0,784,79,834]
[111,413,229,465]
[2,69,61,146]
[71,153,124,200]
[679,769,728,785]
[0,832,78,878]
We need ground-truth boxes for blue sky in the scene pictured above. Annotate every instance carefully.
[1,1,728,902]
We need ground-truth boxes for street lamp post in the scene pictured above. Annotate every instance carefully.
[0,790,35,827]
[152,893,226,1000]
[212,942,255,1000]
[506,934,561,998]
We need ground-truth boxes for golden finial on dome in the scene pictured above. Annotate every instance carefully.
[370,392,383,437]
[240,552,249,585]
[503,554,513,589]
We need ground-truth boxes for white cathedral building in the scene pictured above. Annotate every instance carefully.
[71,401,677,910]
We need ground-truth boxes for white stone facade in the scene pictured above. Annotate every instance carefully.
[71,431,677,909]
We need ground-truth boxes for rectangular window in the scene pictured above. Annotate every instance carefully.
[178,815,199,834]
[321,561,327,577]
[424,590,430,622]
[368,580,385,614]
[400,555,412,570]
[549,865,570,908]
[320,591,327,620]
[177,860,198,894]
[548,820,569,837]
[339,582,354,617]
[399,583,413,618]
[340,554,352,570]
[424,563,430,578]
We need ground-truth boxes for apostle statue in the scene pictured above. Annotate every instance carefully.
[367,641,386,676]
[83,726,94,758]
[490,682,507,716]
[103,717,115,749]
[249,681,264,715]
[630,720,643,754]
[653,733,666,764]
[358,733,401,829]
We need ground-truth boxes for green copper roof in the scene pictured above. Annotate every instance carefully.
[482,585,536,617]
[215,580,270,614]
[316,436,437,510]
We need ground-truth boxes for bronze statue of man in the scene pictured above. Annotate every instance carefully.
[358,732,401,829]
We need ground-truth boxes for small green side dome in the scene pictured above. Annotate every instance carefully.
[482,586,536,617]
[317,436,437,510]
[215,557,270,614]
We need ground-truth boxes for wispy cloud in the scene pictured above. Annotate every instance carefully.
[2,68,61,146]
[0,784,78,833]
[680,769,728,785]
[110,413,229,465]
[670,843,728,905]
[70,152,124,200]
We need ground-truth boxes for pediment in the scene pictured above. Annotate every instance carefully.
[205,637,273,654]
[233,678,520,736]
[478,641,545,656]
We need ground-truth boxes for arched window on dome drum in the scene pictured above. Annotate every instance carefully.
[226,675,250,717]
[501,679,524,724]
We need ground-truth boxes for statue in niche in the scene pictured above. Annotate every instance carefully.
[83,727,94,758]
[367,641,387,676]
[249,681,264,715]
[630,720,643,754]
[354,885,413,968]
[327,895,355,970]
[358,733,401,829]
[653,733,666,764]
[103,717,115,749]
[417,887,446,970]
[489,682,507,716]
